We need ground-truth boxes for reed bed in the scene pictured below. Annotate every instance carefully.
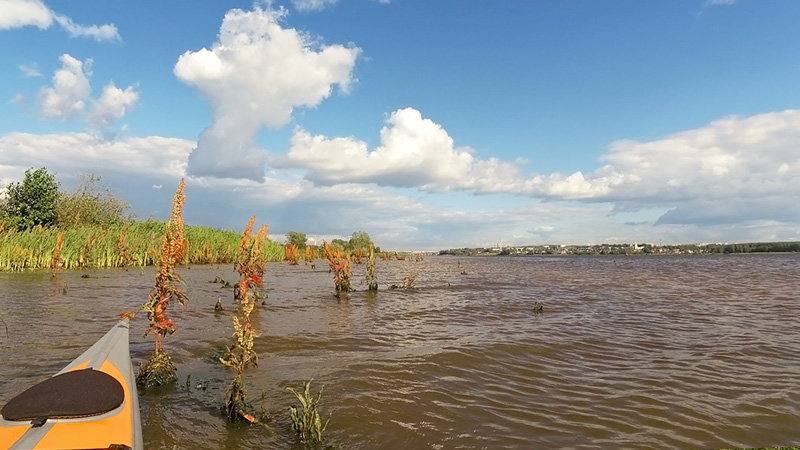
[0,221,284,271]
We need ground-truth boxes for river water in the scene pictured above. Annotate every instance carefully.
[1,254,798,449]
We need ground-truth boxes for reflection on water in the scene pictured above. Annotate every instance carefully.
[1,254,799,449]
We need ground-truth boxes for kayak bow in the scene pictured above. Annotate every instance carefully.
[0,319,143,450]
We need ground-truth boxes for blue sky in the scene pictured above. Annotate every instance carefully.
[2,0,800,251]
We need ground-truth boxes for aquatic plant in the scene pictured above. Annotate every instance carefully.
[220,214,268,422]
[0,313,8,339]
[50,231,64,275]
[364,243,378,291]
[131,179,188,388]
[284,243,299,265]
[395,252,406,261]
[379,250,391,261]
[303,245,316,264]
[354,248,363,264]
[324,241,352,295]
[390,272,419,289]
[288,379,330,443]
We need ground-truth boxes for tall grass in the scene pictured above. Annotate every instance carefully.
[0,221,284,271]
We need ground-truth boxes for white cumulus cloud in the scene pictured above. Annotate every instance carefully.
[284,108,475,187]
[0,0,51,29]
[36,54,139,128]
[174,5,361,180]
[88,83,140,129]
[38,54,92,120]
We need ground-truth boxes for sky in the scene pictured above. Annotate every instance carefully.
[1,0,800,251]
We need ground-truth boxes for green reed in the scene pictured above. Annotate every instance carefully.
[0,221,285,271]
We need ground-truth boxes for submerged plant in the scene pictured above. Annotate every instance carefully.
[364,243,377,291]
[128,179,188,388]
[288,379,330,443]
[323,241,352,295]
[390,272,419,290]
[221,215,268,422]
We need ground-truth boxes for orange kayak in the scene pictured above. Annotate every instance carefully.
[0,319,142,450]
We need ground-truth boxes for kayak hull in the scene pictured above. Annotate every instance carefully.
[0,319,143,450]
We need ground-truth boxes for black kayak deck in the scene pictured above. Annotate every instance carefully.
[1,368,124,422]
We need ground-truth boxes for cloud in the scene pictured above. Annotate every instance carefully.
[53,14,121,42]
[35,54,138,128]
[0,0,51,29]
[283,108,475,187]
[0,0,120,41]
[88,83,139,128]
[278,106,800,236]
[38,54,92,120]
[18,63,41,77]
[705,0,736,6]
[291,0,390,12]
[174,5,361,180]
[0,132,192,180]
[292,0,338,12]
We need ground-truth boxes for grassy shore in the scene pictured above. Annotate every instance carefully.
[0,220,285,271]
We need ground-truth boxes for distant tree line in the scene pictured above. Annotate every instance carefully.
[439,241,800,256]
[284,230,380,254]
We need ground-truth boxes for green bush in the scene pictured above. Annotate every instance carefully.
[2,167,60,230]
[56,173,130,228]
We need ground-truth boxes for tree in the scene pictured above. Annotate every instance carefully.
[285,231,307,249]
[3,167,60,230]
[347,231,372,253]
[330,238,347,251]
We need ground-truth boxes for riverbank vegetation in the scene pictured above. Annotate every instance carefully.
[0,220,286,271]
[0,168,285,271]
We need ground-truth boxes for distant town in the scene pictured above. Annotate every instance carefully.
[438,241,800,256]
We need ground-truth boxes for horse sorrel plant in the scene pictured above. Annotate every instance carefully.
[323,241,352,295]
[50,231,64,276]
[303,245,316,264]
[353,248,363,264]
[128,179,188,388]
[220,215,268,422]
[284,243,299,265]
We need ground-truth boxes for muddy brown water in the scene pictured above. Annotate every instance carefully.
[1,254,799,449]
